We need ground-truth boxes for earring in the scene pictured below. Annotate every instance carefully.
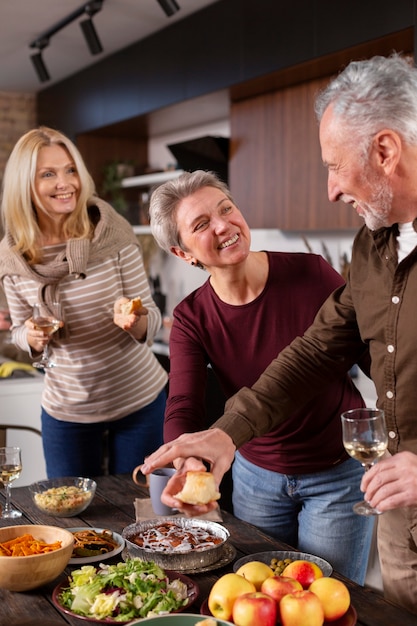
[191,261,195,266]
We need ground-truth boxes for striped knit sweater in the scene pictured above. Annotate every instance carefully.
[0,199,167,423]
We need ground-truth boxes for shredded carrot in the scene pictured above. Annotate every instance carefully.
[0,533,62,556]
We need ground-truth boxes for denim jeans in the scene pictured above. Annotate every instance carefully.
[41,390,166,478]
[232,451,374,584]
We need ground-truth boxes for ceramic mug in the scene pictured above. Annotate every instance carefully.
[149,467,177,516]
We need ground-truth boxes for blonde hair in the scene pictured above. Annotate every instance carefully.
[1,126,97,264]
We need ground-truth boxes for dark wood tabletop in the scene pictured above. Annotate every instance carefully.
[0,473,415,626]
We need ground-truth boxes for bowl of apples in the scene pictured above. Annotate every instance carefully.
[203,555,356,626]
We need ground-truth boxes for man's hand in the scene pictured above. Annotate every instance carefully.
[141,429,236,516]
[361,451,417,511]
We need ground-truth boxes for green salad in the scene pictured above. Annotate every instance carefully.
[59,559,190,621]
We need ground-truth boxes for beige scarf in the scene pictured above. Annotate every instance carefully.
[0,198,139,313]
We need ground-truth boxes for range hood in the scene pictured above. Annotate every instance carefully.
[167,135,229,183]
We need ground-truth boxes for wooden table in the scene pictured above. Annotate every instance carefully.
[0,474,415,626]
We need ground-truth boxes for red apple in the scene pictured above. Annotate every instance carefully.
[279,589,325,626]
[309,577,350,621]
[261,575,303,603]
[282,559,323,589]
[232,591,278,626]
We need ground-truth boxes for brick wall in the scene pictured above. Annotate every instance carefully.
[0,91,37,308]
[0,91,37,189]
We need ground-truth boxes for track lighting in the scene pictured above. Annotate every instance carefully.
[156,0,180,18]
[30,39,50,83]
[80,17,103,55]
[29,0,104,82]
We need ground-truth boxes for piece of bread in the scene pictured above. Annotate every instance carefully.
[174,471,220,505]
[121,297,142,315]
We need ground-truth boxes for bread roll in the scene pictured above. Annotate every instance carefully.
[175,471,220,505]
[121,297,142,315]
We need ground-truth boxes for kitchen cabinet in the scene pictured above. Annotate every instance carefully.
[229,77,363,231]
[74,29,412,233]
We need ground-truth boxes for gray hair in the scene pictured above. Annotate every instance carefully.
[149,170,234,253]
[315,54,417,154]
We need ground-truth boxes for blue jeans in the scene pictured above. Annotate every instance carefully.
[41,390,166,478]
[232,451,373,584]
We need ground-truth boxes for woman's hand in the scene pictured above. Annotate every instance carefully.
[25,316,57,353]
[113,297,148,341]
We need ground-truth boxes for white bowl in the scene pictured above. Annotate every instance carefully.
[0,524,74,591]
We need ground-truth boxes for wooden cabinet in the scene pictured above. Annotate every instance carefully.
[229,77,363,231]
[75,29,412,233]
[228,29,413,231]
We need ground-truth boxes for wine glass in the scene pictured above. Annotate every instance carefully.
[0,447,22,519]
[32,302,62,369]
[341,407,388,516]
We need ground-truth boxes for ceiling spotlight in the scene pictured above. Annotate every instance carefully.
[30,39,50,83]
[156,0,180,17]
[80,17,103,55]
[28,1,105,81]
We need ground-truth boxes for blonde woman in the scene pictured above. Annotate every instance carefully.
[0,127,167,477]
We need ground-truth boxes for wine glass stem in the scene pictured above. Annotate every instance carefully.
[3,483,12,514]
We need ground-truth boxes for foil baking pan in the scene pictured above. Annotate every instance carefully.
[122,517,230,570]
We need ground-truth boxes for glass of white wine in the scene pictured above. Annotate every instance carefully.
[32,302,62,369]
[341,407,388,516]
[0,446,22,519]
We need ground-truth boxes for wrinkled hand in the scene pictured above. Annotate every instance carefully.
[113,297,148,340]
[361,451,417,511]
[141,429,236,516]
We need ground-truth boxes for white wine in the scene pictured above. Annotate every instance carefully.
[33,317,60,335]
[0,463,22,485]
[344,441,387,465]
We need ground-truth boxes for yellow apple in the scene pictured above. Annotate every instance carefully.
[232,591,277,626]
[282,559,323,589]
[309,577,351,621]
[235,560,275,590]
[261,574,303,603]
[279,589,325,626]
[208,572,256,621]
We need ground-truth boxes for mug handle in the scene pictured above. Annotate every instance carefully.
[132,465,149,487]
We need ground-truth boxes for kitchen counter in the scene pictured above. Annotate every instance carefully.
[0,373,46,485]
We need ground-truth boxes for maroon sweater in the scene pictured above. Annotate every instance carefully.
[165,252,365,473]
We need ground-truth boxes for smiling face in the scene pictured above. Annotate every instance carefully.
[172,185,251,270]
[320,104,394,230]
[32,144,80,219]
